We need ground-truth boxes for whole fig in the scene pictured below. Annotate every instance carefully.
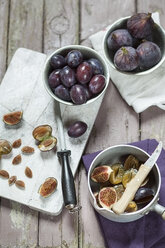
[136,41,161,69]
[107,29,133,51]
[114,46,139,71]
[127,13,154,39]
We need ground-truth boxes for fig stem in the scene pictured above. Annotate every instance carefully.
[121,47,128,54]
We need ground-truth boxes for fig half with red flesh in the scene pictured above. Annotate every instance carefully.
[91,165,112,183]
[3,111,23,125]
[98,187,117,209]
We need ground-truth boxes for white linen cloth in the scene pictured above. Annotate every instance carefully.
[89,13,165,113]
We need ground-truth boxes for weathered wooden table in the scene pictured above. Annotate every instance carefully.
[0,1,165,247]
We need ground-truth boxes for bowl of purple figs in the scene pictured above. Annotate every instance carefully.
[43,45,109,105]
[103,13,165,75]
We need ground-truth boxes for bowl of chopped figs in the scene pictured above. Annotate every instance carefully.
[88,144,165,222]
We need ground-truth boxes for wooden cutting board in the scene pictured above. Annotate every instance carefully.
[0,48,104,215]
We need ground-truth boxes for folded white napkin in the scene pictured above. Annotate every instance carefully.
[89,13,165,113]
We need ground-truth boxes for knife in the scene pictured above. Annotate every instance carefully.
[112,141,162,215]
[55,102,81,213]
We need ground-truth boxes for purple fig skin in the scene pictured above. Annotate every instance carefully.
[127,13,154,39]
[114,46,139,72]
[107,29,133,51]
[136,41,161,70]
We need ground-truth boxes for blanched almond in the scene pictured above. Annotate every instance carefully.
[15,180,25,188]
[8,176,17,185]
[0,170,9,179]
[12,154,22,165]
[21,146,34,154]
[12,139,22,148]
[25,167,32,178]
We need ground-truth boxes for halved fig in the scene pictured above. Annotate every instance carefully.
[0,139,12,156]
[109,163,124,185]
[114,184,125,200]
[98,187,117,209]
[39,177,58,198]
[124,155,139,170]
[91,165,113,183]
[32,125,52,141]
[125,201,138,213]
[38,136,57,152]
[3,111,23,125]
[134,187,154,204]
[122,168,137,188]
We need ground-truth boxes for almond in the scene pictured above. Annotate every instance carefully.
[3,111,23,125]
[12,154,22,165]
[12,139,22,148]
[8,176,17,185]
[15,180,25,188]
[0,170,9,179]
[25,167,33,178]
[21,146,34,154]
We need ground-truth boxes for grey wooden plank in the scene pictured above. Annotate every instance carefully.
[79,1,138,247]
[137,1,165,144]
[0,1,43,247]
[7,0,43,64]
[38,0,79,247]
[0,0,9,82]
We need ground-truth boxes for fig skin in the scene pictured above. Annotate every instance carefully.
[109,163,124,185]
[127,13,154,39]
[107,29,133,51]
[98,187,117,209]
[114,46,139,72]
[91,165,113,183]
[136,41,161,70]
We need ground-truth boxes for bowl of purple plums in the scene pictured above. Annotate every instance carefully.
[43,45,110,105]
[103,13,165,75]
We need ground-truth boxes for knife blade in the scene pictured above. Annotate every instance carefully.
[112,141,162,215]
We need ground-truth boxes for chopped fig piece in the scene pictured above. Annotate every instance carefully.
[25,167,33,178]
[91,166,113,183]
[15,180,25,189]
[98,187,117,209]
[125,201,138,213]
[122,168,137,188]
[3,111,23,125]
[0,170,9,179]
[134,187,154,204]
[32,125,52,141]
[12,139,22,148]
[21,146,34,154]
[94,192,102,208]
[124,155,139,170]
[12,154,22,165]
[38,136,57,152]
[8,176,17,185]
[109,163,124,185]
[114,184,125,200]
[39,177,58,198]
[0,139,12,156]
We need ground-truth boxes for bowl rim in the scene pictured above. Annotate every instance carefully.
[43,44,110,106]
[103,15,165,76]
[87,144,161,217]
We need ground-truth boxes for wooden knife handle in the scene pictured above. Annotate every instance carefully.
[112,164,151,215]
